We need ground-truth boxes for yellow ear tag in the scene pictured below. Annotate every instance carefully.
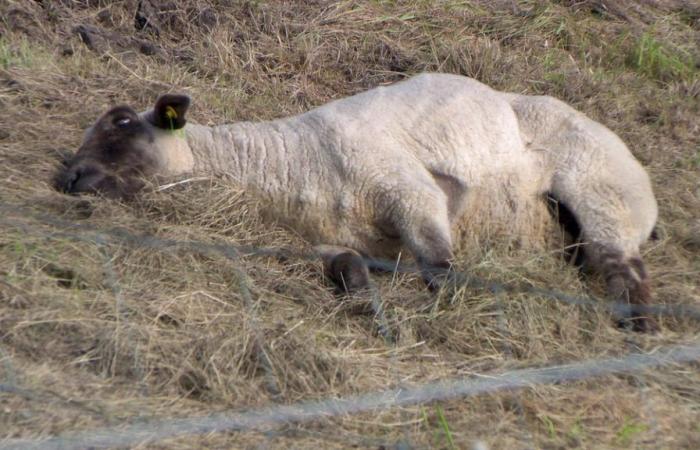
[165,105,178,120]
[164,105,185,137]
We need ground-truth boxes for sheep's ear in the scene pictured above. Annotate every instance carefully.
[149,94,190,130]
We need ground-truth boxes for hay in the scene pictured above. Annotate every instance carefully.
[1,1,699,448]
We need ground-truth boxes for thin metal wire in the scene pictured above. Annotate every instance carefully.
[2,202,699,448]
[1,203,698,323]
[369,280,414,448]
[216,245,282,400]
[2,342,698,450]
[0,382,106,419]
[494,286,535,448]
[0,386,409,450]
[0,345,17,388]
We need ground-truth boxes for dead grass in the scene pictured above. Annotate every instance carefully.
[1,0,699,448]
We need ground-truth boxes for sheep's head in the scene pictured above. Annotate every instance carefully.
[54,94,192,199]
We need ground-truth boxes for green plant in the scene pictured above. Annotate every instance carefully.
[422,405,456,449]
[436,406,456,449]
[0,36,37,69]
[540,414,557,439]
[628,32,695,82]
[615,420,647,446]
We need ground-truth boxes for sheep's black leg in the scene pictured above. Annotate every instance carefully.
[396,211,454,291]
[546,193,585,266]
[595,246,658,333]
[413,233,453,292]
[314,245,370,294]
[374,187,454,291]
[547,185,658,332]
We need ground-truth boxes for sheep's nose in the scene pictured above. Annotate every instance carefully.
[55,166,84,194]
[63,169,81,193]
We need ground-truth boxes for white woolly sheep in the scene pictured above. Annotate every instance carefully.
[54,73,659,331]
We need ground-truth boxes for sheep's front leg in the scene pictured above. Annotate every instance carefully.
[314,245,371,294]
[381,191,454,290]
[407,219,454,291]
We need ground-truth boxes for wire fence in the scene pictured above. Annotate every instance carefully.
[2,202,699,322]
[2,200,700,449]
[2,343,699,450]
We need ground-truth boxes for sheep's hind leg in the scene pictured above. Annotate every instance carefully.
[548,179,658,332]
[314,245,371,294]
[593,245,658,333]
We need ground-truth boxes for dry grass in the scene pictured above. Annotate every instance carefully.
[1,0,699,448]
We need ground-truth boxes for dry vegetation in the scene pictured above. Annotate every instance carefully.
[1,0,699,448]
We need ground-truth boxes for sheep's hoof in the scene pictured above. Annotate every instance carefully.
[328,251,371,295]
[421,261,453,292]
[617,315,659,333]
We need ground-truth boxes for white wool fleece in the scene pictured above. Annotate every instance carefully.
[163,73,657,263]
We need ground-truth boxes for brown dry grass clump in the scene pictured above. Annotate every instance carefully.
[1,1,699,448]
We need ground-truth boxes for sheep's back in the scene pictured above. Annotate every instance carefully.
[307,74,536,186]
[298,73,547,248]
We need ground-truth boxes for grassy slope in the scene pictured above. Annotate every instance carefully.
[1,0,699,448]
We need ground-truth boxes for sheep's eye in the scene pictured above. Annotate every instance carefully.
[115,117,132,128]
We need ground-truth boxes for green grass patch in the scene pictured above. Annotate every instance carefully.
[692,148,700,170]
[539,414,557,439]
[541,49,569,91]
[627,32,696,82]
[422,405,457,449]
[436,405,456,449]
[0,36,42,70]
[615,419,648,446]
[567,420,584,443]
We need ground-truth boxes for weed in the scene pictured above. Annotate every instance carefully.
[628,32,695,82]
[436,405,456,449]
[423,405,457,449]
[0,36,37,69]
[692,149,700,170]
[567,421,584,442]
[615,419,648,446]
[539,414,557,439]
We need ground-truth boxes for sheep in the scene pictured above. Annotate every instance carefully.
[54,73,659,331]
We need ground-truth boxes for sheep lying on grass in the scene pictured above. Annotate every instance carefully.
[54,73,659,331]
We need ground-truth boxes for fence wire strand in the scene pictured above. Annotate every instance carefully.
[494,286,535,448]
[1,202,698,323]
[218,245,283,400]
[2,342,699,450]
[2,200,700,448]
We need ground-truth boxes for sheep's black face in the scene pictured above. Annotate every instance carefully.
[55,106,154,199]
[54,94,190,199]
